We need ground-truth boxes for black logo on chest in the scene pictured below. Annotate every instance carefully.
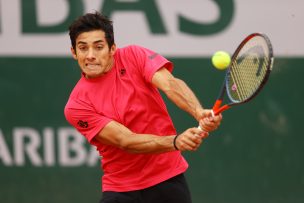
[120,68,126,76]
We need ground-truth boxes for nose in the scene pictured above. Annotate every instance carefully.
[86,48,96,60]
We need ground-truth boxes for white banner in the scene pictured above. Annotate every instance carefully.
[0,0,303,57]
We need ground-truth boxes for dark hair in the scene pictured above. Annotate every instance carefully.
[68,12,115,51]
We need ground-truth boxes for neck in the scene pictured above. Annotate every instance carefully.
[104,57,115,74]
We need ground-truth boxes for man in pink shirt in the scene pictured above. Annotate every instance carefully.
[65,12,222,203]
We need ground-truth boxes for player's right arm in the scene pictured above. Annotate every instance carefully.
[93,121,204,153]
[152,67,222,132]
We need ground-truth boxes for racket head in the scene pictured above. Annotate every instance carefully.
[225,33,274,105]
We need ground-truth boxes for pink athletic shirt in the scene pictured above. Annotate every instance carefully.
[64,45,188,192]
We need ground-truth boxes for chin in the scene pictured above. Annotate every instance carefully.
[86,72,103,78]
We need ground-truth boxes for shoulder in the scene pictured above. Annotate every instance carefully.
[64,77,92,110]
[64,87,95,128]
[67,77,88,98]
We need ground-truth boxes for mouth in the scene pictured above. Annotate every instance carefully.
[86,63,100,69]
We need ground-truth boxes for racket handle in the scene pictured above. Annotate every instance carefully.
[211,109,215,117]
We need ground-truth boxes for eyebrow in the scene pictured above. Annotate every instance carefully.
[77,40,104,45]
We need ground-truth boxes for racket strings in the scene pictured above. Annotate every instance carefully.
[230,57,260,101]
[228,36,270,102]
[231,58,268,101]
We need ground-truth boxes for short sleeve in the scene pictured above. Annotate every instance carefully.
[64,99,112,143]
[127,45,173,83]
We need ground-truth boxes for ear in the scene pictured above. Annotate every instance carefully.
[110,44,117,55]
[70,47,77,60]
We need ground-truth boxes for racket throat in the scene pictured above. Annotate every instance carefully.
[213,100,230,115]
[213,100,223,110]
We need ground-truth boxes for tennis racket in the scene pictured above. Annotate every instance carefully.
[206,33,274,119]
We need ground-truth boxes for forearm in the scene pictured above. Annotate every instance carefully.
[151,68,203,121]
[96,121,205,153]
[122,128,205,153]
[164,78,203,121]
[120,133,176,154]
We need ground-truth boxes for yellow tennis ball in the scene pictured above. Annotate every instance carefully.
[212,51,231,70]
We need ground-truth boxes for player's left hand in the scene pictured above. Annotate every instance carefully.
[198,109,222,132]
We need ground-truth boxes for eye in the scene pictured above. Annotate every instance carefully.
[96,45,103,50]
[78,46,87,51]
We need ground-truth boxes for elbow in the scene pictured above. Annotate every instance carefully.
[118,138,130,151]
[119,142,133,153]
[120,146,141,154]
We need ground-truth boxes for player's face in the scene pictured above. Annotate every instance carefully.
[71,30,116,78]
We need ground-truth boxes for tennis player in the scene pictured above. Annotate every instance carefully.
[64,12,222,203]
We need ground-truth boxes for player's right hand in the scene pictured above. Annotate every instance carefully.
[174,128,208,151]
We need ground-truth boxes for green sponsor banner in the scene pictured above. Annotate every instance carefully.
[0,57,303,203]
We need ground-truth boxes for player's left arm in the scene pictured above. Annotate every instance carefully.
[152,67,222,132]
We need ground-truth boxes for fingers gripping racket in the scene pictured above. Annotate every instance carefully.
[201,33,274,128]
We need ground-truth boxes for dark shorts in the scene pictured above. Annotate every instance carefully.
[99,173,192,203]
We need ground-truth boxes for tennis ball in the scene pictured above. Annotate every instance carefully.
[212,51,231,70]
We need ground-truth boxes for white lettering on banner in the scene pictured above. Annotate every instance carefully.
[14,128,43,166]
[43,128,55,166]
[0,130,13,166]
[0,127,100,167]
[0,0,303,57]
[58,128,87,166]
